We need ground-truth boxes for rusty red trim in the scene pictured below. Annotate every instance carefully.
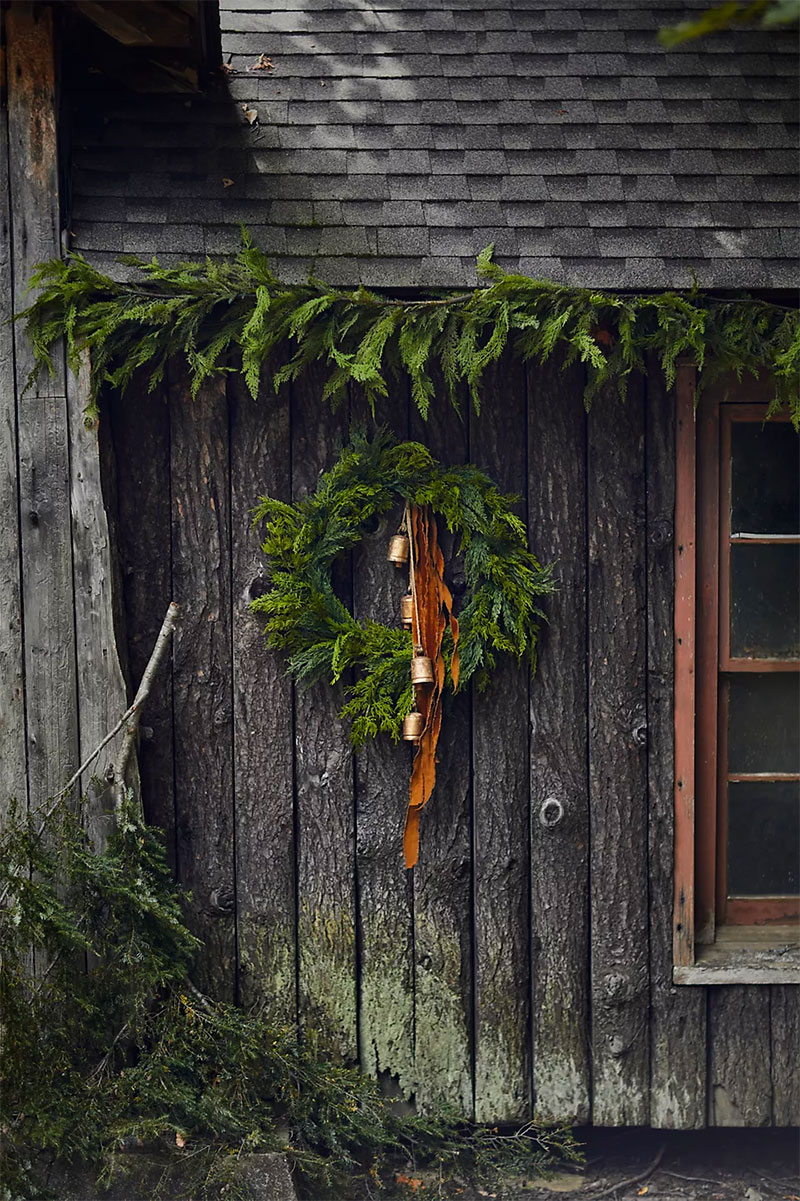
[673,361,698,968]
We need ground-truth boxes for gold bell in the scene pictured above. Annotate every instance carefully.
[387,533,410,566]
[400,592,414,628]
[402,709,424,741]
[410,649,435,686]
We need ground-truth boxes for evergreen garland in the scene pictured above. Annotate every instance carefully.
[251,429,553,747]
[21,232,799,426]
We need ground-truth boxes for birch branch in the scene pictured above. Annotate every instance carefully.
[112,601,180,814]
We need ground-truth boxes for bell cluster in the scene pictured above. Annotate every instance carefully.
[387,528,433,743]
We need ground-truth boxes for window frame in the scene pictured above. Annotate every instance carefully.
[672,365,800,985]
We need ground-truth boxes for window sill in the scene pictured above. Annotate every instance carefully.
[674,925,800,985]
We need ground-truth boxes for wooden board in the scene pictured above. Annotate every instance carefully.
[587,375,650,1126]
[350,390,415,1093]
[527,355,591,1125]
[291,365,357,1059]
[7,3,79,818]
[770,986,800,1126]
[470,353,530,1122]
[107,374,176,865]
[0,77,26,820]
[170,371,236,1000]
[645,360,707,1128]
[67,355,129,848]
[229,371,296,1018]
[410,387,473,1114]
[709,987,772,1125]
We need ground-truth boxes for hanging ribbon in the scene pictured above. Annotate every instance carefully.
[402,503,459,869]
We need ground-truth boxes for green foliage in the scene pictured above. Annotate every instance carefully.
[20,232,799,427]
[660,0,799,45]
[0,791,580,1200]
[251,429,554,747]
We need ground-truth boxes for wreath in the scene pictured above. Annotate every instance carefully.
[251,429,554,865]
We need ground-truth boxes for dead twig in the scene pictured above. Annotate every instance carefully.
[660,1169,726,1187]
[583,1143,666,1200]
[112,601,180,814]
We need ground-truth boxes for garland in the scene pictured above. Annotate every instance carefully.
[250,429,553,751]
[21,232,799,426]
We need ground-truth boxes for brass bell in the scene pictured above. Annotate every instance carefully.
[387,533,410,566]
[400,592,414,628]
[410,649,435,686]
[402,709,424,741]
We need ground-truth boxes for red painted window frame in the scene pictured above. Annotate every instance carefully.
[673,369,800,970]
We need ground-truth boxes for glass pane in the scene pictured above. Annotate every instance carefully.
[730,543,800,659]
[728,780,800,896]
[731,421,800,535]
[728,674,800,774]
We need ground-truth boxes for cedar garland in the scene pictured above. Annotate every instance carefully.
[20,232,800,426]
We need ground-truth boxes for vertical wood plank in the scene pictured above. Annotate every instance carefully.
[709,987,772,1125]
[770,986,800,1126]
[7,2,78,812]
[351,390,415,1092]
[107,376,176,863]
[527,355,591,1125]
[170,372,235,1000]
[646,360,707,1128]
[230,373,296,1019]
[291,365,357,1058]
[410,390,473,1114]
[67,356,128,846]
[673,365,698,965]
[588,376,650,1126]
[0,62,26,819]
[470,354,530,1122]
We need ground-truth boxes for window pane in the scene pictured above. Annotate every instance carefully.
[731,422,800,535]
[728,780,800,896]
[728,674,800,774]
[730,544,800,659]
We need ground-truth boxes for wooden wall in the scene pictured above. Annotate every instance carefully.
[104,349,799,1129]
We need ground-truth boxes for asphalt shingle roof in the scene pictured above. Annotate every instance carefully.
[69,0,800,289]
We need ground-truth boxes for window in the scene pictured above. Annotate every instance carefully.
[673,366,800,984]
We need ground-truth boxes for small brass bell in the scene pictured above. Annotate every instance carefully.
[400,592,414,628]
[410,648,435,686]
[387,532,410,566]
[403,709,424,741]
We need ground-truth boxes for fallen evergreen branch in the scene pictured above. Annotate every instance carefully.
[0,791,580,1200]
[19,232,799,427]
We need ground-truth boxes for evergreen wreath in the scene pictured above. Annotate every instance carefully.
[250,429,554,748]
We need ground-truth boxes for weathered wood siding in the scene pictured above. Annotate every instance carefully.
[105,350,799,1127]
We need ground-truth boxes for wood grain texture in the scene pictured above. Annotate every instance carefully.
[527,355,591,1125]
[7,1,78,815]
[770,986,800,1125]
[351,392,415,1093]
[230,373,296,1018]
[645,361,707,1129]
[410,391,473,1114]
[588,375,650,1126]
[107,375,176,865]
[0,84,26,818]
[709,987,772,1125]
[470,354,530,1122]
[68,356,128,847]
[291,365,357,1058]
[170,372,236,1000]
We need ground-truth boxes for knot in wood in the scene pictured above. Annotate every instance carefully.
[631,716,648,748]
[539,796,565,829]
[649,516,672,549]
[210,887,235,913]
